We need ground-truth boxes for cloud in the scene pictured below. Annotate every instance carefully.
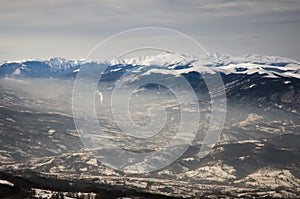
[0,0,300,61]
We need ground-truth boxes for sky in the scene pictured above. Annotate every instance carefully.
[1,0,300,62]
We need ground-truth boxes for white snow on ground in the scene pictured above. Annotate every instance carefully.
[283,71,300,79]
[12,68,21,76]
[141,67,195,77]
[31,158,55,168]
[235,168,300,189]
[110,52,300,79]
[185,161,236,182]
[5,118,15,123]
[0,179,14,186]
[3,52,300,79]
[111,53,300,82]
[86,158,98,166]
[110,52,192,67]
[217,63,278,78]
[109,67,122,72]
[32,188,96,199]
[238,113,263,127]
[48,129,56,135]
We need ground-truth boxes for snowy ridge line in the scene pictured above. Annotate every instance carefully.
[1,52,300,79]
[2,52,299,67]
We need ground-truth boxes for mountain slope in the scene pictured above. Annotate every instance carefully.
[1,53,300,79]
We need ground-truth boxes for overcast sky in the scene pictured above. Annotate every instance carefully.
[1,0,300,62]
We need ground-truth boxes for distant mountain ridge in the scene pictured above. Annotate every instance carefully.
[0,53,300,198]
[0,52,299,79]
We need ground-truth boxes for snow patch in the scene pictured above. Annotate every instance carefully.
[0,179,14,186]
[86,158,98,166]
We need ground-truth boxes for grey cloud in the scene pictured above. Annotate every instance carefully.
[0,0,300,61]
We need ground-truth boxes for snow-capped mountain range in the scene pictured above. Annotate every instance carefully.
[0,53,299,198]
[0,52,300,79]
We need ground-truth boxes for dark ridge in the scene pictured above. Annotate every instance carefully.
[0,171,178,199]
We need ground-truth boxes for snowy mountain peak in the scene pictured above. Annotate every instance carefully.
[110,51,196,67]
[47,57,68,65]
[0,53,299,79]
[45,57,83,71]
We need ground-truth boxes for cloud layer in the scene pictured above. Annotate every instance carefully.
[0,0,300,61]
